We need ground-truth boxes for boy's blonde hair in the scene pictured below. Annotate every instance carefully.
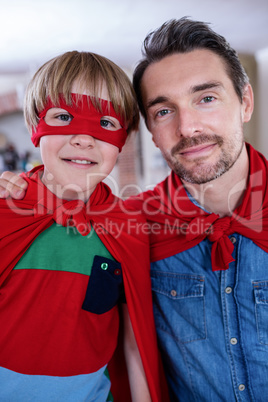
[24,51,139,135]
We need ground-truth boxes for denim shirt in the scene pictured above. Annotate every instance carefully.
[151,230,268,401]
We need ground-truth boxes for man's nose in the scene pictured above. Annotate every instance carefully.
[70,134,95,148]
[175,108,204,138]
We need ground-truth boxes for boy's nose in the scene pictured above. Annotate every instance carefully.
[70,134,95,148]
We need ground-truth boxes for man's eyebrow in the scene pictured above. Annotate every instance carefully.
[191,81,223,94]
[146,82,224,110]
[146,96,169,110]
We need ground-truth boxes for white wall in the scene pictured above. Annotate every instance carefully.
[256,47,268,157]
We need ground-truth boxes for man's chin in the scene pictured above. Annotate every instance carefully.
[173,163,228,185]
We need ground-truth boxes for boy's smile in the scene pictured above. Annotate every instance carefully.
[40,132,119,202]
[64,159,96,166]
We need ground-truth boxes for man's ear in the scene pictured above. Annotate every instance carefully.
[242,84,254,123]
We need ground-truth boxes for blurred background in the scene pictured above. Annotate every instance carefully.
[0,0,267,196]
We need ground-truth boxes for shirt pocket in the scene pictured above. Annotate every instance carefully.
[151,271,206,344]
[253,280,268,345]
[82,255,124,314]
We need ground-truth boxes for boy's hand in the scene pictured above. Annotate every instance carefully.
[0,171,28,199]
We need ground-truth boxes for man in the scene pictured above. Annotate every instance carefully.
[1,18,268,401]
[128,17,268,401]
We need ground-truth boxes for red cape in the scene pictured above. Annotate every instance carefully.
[126,144,268,271]
[0,166,168,401]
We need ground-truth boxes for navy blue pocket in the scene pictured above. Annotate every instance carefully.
[82,255,123,314]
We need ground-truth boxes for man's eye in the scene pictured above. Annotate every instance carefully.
[156,109,170,117]
[201,96,215,103]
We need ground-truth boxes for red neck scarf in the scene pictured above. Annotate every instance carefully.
[0,166,167,402]
[126,144,268,271]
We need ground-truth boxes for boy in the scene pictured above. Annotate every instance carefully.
[0,51,165,401]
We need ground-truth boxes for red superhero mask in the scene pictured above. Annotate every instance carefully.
[31,93,128,151]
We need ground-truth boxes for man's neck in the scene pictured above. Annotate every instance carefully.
[182,145,249,217]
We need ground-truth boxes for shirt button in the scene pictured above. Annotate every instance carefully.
[239,384,245,391]
[170,290,177,297]
[225,287,232,294]
[230,236,236,244]
[230,337,238,345]
[101,262,108,270]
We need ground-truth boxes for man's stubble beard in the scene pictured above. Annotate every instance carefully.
[163,133,244,184]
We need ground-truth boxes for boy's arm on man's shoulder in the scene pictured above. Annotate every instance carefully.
[0,171,28,199]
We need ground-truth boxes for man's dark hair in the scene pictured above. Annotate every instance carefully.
[133,17,249,118]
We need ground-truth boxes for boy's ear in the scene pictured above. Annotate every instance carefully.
[242,84,254,123]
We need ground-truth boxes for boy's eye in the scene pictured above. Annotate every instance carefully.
[57,113,73,122]
[45,108,73,126]
[100,119,113,128]
[100,116,122,131]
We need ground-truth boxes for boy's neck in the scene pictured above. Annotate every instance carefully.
[41,176,95,203]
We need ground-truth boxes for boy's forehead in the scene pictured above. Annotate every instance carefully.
[71,80,110,101]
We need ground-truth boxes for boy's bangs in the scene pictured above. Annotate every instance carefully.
[24,51,138,134]
[48,75,125,125]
